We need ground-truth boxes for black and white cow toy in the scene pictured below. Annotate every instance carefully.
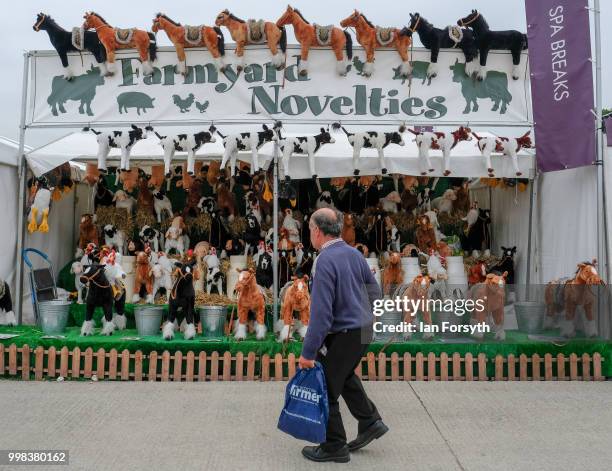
[197,196,217,214]
[154,126,217,176]
[0,278,16,326]
[217,122,282,176]
[279,128,335,189]
[139,225,163,253]
[103,224,126,254]
[84,125,153,173]
[339,124,405,175]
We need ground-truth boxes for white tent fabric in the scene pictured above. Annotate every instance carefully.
[26,127,536,180]
[0,137,23,285]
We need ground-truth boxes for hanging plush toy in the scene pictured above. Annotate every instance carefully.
[457,10,528,81]
[473,131,532,177]
[234,269,267,340]
[27,178,53,234]
[0,277,16,326]
[82,11,157,77]
[215,10,286,71]
[433,127,473,176]
[278,275,310,342]
[84,125,153,173]
[217,122,281,177]
[163,261,197,340]
[33,13,107,79]
[337,124,405,175]
[154,126,216,177]
[400,13,478,79]
[276,5,352,76]
[152,13,225,75]
[279,127,335,191]
[340,10,411,78]
[407,128,438,175]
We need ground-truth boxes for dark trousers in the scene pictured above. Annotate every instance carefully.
[316,327,381,451]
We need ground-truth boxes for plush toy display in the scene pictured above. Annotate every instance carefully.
[490,246,516,286]
[205,248,224,294]
[279,128,335,187]
[132,251,154,304]
[339,125,405,175]
[27,179,52,234]
[457,10,528,80]
[33,13,107,79]
[382,252,403,296]
[83,11,157,76]
[399,274,433,340]
[165,216,188,256]
[276,5,352,76]
[278,275,310,341]
[462,208,491,253]
[234,269,267,340]
[155,127,216,177]
[545,260,604,338]
[151,253,173,300]
[153,13,225,74]
[217,123,281,176]
[340,10,410,78]
[163,262,197,340]
[401,13,477,78]
[255,245,273,288]
[341,213,356,246]
[152,188,173,223]
[0,278,16,326]
[215,10,286,71]
[415,214,437,253]
[469,271,508,340]
[474,131,532,177]
[84,125,153,173]
[103,224,126,254]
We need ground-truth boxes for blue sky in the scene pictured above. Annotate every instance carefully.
[3,0,610,146]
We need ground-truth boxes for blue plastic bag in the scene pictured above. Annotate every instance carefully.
[277,362,329,443]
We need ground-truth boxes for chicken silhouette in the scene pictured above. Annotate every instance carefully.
[172,93,195,113]
[195,100,209,113]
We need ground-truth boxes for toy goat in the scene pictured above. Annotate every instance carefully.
[155,127,216,176]
[234,269,267,340]
[103,224,126,254]
[338,125,405,175]
[84,125,153,173]
[163,262,197,340]
[278,275,310,342]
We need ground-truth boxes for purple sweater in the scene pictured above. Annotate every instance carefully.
[301,240,381,360]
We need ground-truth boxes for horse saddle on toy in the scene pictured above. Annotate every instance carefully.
[114,28,135,45]
[184,25,203,45]
[246,19,267,44]
[314,24,333,46]
[375,27,395,46]
[447,25,464,46]
[71,27,85,51]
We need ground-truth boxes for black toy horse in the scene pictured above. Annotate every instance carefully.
[33,13,107,80]
[79,264,126,336]
[457,10,527,80]
[163,262,196,340]
[401,13,478,79]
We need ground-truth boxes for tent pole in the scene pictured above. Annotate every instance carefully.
[525,174,536,300]
[15,52,30,325]
[272,142,279,327]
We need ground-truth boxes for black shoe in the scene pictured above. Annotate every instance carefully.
[302,445,350,463]
[348,420,389,452]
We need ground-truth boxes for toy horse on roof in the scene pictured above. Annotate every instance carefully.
[276,5,352,77]
[215,10,287,71]
[400,13,478,79]
[83,11,157,76]
[33,13,108,79]
[153,13,225,75]
[458,9,527,80]
[340,10,411,78]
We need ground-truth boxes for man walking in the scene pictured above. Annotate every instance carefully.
[299,208,388,463]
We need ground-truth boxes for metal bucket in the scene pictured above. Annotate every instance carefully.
[134,305,164,336]
[199,306,227,339]
[38,300,71,334]
[375,310,404,343]
[431,310,469,338]
[514,302,546,334]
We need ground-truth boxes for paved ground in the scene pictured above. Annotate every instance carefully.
[0,381,611,471]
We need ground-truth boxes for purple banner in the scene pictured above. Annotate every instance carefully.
[525,0,595,171]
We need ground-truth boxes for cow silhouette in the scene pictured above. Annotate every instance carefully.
[393,60,432,86]
[450,59,512,114]
[47,64,105,116]
[117,92,156,115]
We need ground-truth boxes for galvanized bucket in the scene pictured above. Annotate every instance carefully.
[38,300,71,334]
[199,305,227,339]
[515,302,546,334]
[134,305,164,336]
[375,310,404,343]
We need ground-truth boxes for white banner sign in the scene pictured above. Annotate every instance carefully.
[28,45,530,126]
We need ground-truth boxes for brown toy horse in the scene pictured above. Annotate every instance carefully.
[469,271,507,340]
[152,13,225,75]
[278,275,310,341]
[545,260,605,338]
[340,10,411,77]
[383,252,403,296]
[83,12,157,76]
[276,5,352,76]
[234,269,267,340]
[216,10,287,71]
[399,274,433,340]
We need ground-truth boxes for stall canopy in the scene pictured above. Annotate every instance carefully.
[26,126,535,179]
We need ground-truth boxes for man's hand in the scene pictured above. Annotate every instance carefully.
[298,356,315,369]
